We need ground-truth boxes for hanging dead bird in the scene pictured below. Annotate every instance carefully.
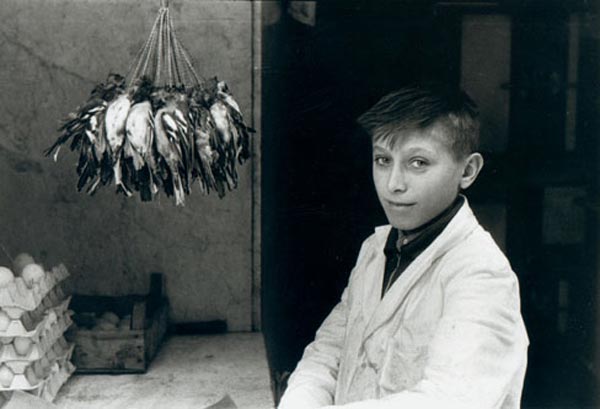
[215,80,252,163]
[45,74,125,161]
[171,91,194,189]
[216,81,240,113]
[189,105,218,194]
[123,100,158,197]
[105,92,132,196]
[153,90,187,206]
[101,76,150,195]
[122,78,156,171]
[209,98,240,189]
[124,102,155,171]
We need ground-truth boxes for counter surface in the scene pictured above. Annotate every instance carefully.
[54,333,274,409]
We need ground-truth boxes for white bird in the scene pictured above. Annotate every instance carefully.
[124,101,155,171]
[105,93,132,195]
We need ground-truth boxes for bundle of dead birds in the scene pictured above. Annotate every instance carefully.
[45,1,254,206]
[45,74,252,206]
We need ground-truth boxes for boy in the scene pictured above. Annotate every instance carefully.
[278,85,529,409]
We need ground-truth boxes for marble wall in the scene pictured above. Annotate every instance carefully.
[0,0,258,331]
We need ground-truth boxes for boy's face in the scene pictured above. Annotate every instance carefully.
[372,122,470,231]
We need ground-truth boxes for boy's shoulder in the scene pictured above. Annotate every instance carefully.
[449,224,512,271]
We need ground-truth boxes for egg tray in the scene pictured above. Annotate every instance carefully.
[0,341,74,391]
[0,264,69,312]
[2,338,72,376]
[0,311,72,363]
[0,297,71,341]
[1,334,72,373]
[1,285,67,330]
[0,299,73,356]
[37,359,75,402]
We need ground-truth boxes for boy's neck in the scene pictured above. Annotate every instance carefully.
[401,195,464,238]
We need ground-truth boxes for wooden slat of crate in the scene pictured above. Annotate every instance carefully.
[145,300,168,364]
[72,329,146,373]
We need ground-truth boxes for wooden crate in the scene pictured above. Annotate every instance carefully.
[67,273,168,374]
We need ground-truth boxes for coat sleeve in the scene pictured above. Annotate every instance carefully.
[277,284,350,409]
[319,254,529,409]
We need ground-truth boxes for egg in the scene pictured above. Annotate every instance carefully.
[21,264,44,288]
[94,320,117,331]
[100,312,120,325]
[25,366,37,385]
[33,361,44,379]
[0,365,13,388]
[0,311,10,332]
[13,337,32,356]
[12,253,35,276]
[0,267,14,288]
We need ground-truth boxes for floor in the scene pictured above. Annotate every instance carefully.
[53,333,274,409]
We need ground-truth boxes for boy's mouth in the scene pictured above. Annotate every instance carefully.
[386,200,416,208]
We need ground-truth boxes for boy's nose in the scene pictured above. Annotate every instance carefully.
[387,166,408,192]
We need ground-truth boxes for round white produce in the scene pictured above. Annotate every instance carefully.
[0,365,13,388]
[13,337,32,356]
[0,267,14,288]
[21,264,45,288]
[12,253,35,276]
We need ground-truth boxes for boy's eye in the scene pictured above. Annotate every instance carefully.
[409,159,428,169]
[374,156,391,166]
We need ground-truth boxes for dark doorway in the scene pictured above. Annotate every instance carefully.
[261,1,599,407]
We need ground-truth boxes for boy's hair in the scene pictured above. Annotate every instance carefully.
[357,84,480,159]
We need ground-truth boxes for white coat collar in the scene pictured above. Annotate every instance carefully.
[362,195,480,341]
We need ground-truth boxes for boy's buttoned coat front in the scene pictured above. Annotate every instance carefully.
[279,199,529,409]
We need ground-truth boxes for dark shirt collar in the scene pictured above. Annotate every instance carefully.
[384,195,465,257]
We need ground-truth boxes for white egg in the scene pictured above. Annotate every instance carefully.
[0,365,13,388]
[0,311,10,332]
[100,312,120,325]
[25,365,37,385]
[12,253,35,276]
[21,264,45,288]
[33,361,44,379]
[13,337,32,356]
[0,267,14,288]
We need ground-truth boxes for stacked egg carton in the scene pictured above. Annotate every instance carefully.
[0,262,74,402]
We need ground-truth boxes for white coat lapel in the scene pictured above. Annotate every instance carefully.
[358,225,391,324]
[361,199,479,341]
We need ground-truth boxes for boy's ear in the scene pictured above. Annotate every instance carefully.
[459,153,484,190]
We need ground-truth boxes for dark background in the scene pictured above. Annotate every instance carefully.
[261,0,600,407]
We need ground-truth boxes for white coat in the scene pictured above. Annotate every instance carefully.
[278,198,529,409]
